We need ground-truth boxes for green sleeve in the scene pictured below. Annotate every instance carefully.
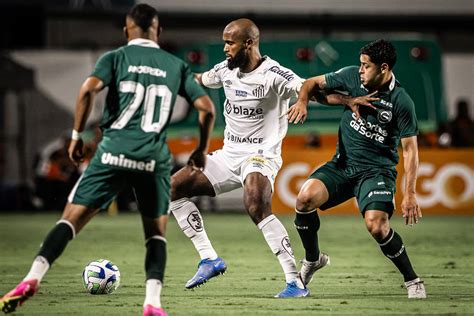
[90,50,115,86]
[179,63,207,103]
[324,66,359,91]
[395,92,419,138]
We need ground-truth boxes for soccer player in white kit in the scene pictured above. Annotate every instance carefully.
[170,18,311,297]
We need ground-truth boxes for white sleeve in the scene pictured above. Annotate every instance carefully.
[201,68,222,89]
[272,66,304,99]
[201,61,228,89]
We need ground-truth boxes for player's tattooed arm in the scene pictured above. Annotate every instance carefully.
[401,136,422,226]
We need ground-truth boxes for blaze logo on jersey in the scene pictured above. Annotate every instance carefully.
[187,211,203,232]
[225,101,264,118]
[224,80,232,87]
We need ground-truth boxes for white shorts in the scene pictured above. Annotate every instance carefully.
[203,149,282,195]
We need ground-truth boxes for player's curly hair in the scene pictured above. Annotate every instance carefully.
[127,4,159,32]
[360,39,397,70]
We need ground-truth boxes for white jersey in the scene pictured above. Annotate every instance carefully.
[201,56,303,159]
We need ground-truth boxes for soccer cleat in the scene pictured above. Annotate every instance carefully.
[274,281,310,298]
[185,257,227,289]
[1,279,39,314]
[143,304,167,316]
[298,252,330,286]
[405,278,427,299]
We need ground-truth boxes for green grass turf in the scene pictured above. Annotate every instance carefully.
[1,213,473,315]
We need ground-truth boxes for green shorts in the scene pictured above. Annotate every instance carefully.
[70,154,171,219]
[309,161,397,215]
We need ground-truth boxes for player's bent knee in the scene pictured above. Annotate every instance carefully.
[364,211,390,241]
[296,190,321,212]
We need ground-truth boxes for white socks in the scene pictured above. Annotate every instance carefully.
[144,279,162,307]
[258,215,303,288]
[170,198,218,260]
[24,256,50,283]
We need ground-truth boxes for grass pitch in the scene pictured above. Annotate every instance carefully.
[1,212,473,315]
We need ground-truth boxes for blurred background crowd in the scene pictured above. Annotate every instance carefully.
[0,0,472,213]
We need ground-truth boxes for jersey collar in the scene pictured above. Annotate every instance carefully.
[237,56,269,78]
[128,38,160,49]
[360,72,396,92]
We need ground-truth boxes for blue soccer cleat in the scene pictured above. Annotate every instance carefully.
[274,281,310,298]
[185,257,227,289]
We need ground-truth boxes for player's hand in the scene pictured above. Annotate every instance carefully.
[347,91,379,119]
[401,193,422,226]
[286,100,308,124]
[187,149,206,172]
[68,138,85,166]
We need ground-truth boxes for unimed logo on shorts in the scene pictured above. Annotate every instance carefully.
[101,152,156,172]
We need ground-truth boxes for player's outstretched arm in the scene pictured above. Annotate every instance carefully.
[322,91,379,119]
[188,95,216,170]
[287,75,325,124]
[68,76,104,165]
[400,136,422,226]
[194,73,203,85]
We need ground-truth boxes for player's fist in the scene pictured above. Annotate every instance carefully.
[68,138,85,166]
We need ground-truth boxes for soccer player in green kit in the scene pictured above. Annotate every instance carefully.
[0,4,215,316]
[287,39,426,299]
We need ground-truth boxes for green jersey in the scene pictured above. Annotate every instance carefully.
[325,66,418,169]
[91,39,206,174]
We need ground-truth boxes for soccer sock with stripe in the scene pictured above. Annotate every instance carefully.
[294,209,320,262]
[26,220,75,282]
[170,198,218,260]
[144,236,166,307]
[379,229,418,282]
[258,214,302,287]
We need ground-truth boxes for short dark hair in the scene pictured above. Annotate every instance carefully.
[360,39,397,70]
[127,4,158,32]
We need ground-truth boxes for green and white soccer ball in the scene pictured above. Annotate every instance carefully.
[82,259,120,294]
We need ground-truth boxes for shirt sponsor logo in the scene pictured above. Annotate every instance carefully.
[235,89,248,97]
[380,99,393,108]
[128,65,166,78]
[226,132,263,144]
[225,101,264,119]
[268,66,294,81]
[101,152,156,172]
[368,190,392,198]
[349,113,388,144]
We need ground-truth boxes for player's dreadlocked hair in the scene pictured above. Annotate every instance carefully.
[360,39,397,70]
[127,3,159,32]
